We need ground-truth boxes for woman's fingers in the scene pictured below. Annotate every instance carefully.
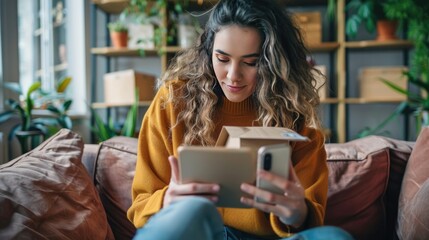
[255,170,304,201]
[168,156,180,183]
[170,182,220,196]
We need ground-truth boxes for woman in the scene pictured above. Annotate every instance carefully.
[127,0,353,239]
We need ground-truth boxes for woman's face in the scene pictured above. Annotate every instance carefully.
[212,25,261,103]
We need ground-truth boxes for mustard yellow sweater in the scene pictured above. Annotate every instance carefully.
[127,81,328,238]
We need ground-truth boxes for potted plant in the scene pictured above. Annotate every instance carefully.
[90,90,139,142]
[357,0,429,137]
[107,20,128,48]
[327,0,400,40]
[0,77,74,158]
[121,0,196,53]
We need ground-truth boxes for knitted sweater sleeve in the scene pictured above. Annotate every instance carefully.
[127,83,184,228]
[270,127,328,237]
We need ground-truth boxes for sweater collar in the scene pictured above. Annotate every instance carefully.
[220,96,255,115]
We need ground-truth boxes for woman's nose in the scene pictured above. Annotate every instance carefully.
[227,63,242,82]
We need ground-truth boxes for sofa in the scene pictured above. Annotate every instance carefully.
[0,127,428,240]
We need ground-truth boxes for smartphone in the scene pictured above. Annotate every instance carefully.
[255,143,291,203]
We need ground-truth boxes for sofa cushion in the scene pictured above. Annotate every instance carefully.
[397,127,429,239]
[95,136,138,239]
[0,129,114,239]
[325,135,413,240]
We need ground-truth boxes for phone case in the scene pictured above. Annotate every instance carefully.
[255,143,291,203]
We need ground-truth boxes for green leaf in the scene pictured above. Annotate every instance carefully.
[0,110,15,123]
[405,71,429,93]
[33,118,58,127]
[47,105,61,114]
[62,116,73,129]
[121,89,139,137]
[326,0,336,20]
[26,82,41,98]
[174,3,183,13]
[357,3,372,19]
[381,78,424,103]
[6,99,26,128]
[346,15,362,38]
[357,101,409,138]
[62,99,73,112]
[56,76,72,93]
[90,107,114,142]
[3,82,22,95]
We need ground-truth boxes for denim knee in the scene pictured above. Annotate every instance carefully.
[287,226,354,240]
[180,196,217,213]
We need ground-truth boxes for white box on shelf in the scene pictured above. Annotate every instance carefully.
[359,66,408,100]
[104,69,156,105]
[128,23,155,49]
[313,65,328,100]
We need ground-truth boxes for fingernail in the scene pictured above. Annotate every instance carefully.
[212,185,220,191]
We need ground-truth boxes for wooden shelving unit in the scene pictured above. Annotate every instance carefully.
[91,47,158,57]
[90,0,413,143]
[345,40,413,49]
[92,0,128,14]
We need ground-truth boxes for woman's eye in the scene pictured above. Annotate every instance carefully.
[244,62,257,67]
[216,56,229,63]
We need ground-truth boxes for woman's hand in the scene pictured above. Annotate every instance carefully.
[163,156,220,208]
[240,163,308,228]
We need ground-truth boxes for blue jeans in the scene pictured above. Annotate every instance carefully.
[133,197,354,240]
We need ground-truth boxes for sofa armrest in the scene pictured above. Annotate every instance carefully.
[82,144,100,182]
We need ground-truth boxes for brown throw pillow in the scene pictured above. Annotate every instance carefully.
[0,129,114,239]
[95,136,138,239]
[325,135,413,240]
[397,127,429,240]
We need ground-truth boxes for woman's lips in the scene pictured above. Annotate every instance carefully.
[226,84,245,93]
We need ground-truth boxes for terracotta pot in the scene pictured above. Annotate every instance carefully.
[110,31,128,48]
[376,20,398,41]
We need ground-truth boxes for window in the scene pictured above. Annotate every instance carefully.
[17,0,88,114]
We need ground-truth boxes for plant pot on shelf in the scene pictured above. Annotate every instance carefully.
[376,20,398,41]
[110,31,128,48]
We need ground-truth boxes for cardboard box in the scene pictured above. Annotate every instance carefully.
[215,126,308,155]
[104,69,156,105]
[293,12,322,45]
[359,66,408,100]
[313,65,328,100]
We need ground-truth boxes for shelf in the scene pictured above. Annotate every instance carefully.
[91,101,152,108]
[185,0,329,9]
[32,109,88,120]
[321,98,340,104]
[91,47,158,57]
[344,98,406,104]
[164,46,183,53]
[162,42,340,55]
[308,42,340,52]
[92,0,129,14]
[345,40,413,49]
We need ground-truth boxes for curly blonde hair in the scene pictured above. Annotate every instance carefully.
[160,0,323,146]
